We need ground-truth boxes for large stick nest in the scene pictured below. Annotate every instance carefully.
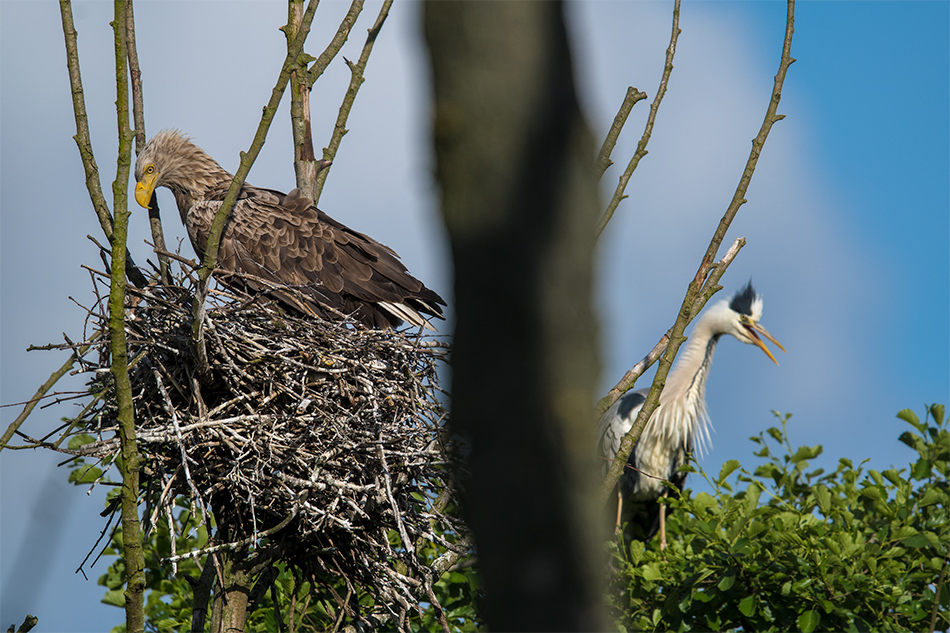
[62,266,467,626]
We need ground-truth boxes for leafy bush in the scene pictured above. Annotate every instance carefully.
[77,405,947,632]
[608,404,949,633]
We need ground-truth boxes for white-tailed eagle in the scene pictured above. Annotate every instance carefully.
[134,130,445,329]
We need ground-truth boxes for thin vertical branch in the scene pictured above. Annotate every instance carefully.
[126,0,146,154]
[125,0,170,286]
[59,0,147,289]
[596,0,682,238]
[287,0,364,202]
[288,0,320,200]
[307,0,364,86]
[109,0,146,629]
[312,0,392,205]
[598,0,797,508]
[191,0,319,380]
[595,236,745,416]
[596,86,648,179]
[60,0,112,241]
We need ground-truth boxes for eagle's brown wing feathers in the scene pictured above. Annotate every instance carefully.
[189,187,444,329]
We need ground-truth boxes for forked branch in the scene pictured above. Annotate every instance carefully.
[312,0,393,204]
[191,0,319,379]
[598,0,797,508]
[596,0,682,238]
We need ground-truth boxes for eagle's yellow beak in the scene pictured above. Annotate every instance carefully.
[135,167,158,209]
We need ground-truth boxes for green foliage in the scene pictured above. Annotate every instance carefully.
[608,404,949,633]
[66,433,108,485]
[79,405,947,632]
[408,534,483,632]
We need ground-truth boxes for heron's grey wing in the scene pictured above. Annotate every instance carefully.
[596,389,648,477]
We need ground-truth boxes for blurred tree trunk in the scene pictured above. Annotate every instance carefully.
[424,2,606,629]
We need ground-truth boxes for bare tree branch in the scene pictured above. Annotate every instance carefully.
[312,0,391,204]
[596,0,682,238]
[287,0,320,200]
[598,0,797,508]
[107,1,146,629]
[306,0,364,86]
[126,0,170,286]
[60,0,112,242]
[595,236,746,415]
[287,0,364,201]
[0,333,101,452]
[191,0,319,380]
[59,0,148,289]
[596,86,648,178]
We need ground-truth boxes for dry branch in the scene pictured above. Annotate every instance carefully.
[598,0,797,508]
[596,0,682,238]
[312,0,392,205]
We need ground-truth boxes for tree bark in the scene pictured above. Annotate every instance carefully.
[210,548,253,633]
[424,2,606,629]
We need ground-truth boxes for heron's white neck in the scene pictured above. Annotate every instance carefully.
[654,308,726,455]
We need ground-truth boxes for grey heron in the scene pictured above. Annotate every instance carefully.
[597,282,785,547]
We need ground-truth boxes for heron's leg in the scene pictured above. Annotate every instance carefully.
[659,492,668,550]
[615,490,623,535]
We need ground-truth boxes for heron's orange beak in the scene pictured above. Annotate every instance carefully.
[744,321,786,365]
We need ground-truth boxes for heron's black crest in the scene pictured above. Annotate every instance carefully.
[729,281,757,316]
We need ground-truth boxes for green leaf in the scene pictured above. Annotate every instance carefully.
[642,563,663,581]
[798,609,820,633]
[882,469,902,486]
[897,408,920,426]
[767,427,784,443]
[718,572,736,591]
[901,534,930,548]
[918,487,944,507]
[628,539,645,566]
[719,459,741,483]
[930,404,945,425]
[815,484,831,514]
[754,463,782,480]
[911,458,932,481]
[69,466,103,485]
[899,431,923,451]
[738,595,755,616]
[732,537,751,556]
[692,589,712,603]
[67,433,96,451]
[892,525,918,540]
[102,589,125,607]
[693,492,718,514]
[791,445,823,464]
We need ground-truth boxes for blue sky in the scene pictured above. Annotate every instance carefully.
[1,1,947,630]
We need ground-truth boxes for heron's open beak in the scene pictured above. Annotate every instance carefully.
[135,171,158,209]
[744,321,786,365]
